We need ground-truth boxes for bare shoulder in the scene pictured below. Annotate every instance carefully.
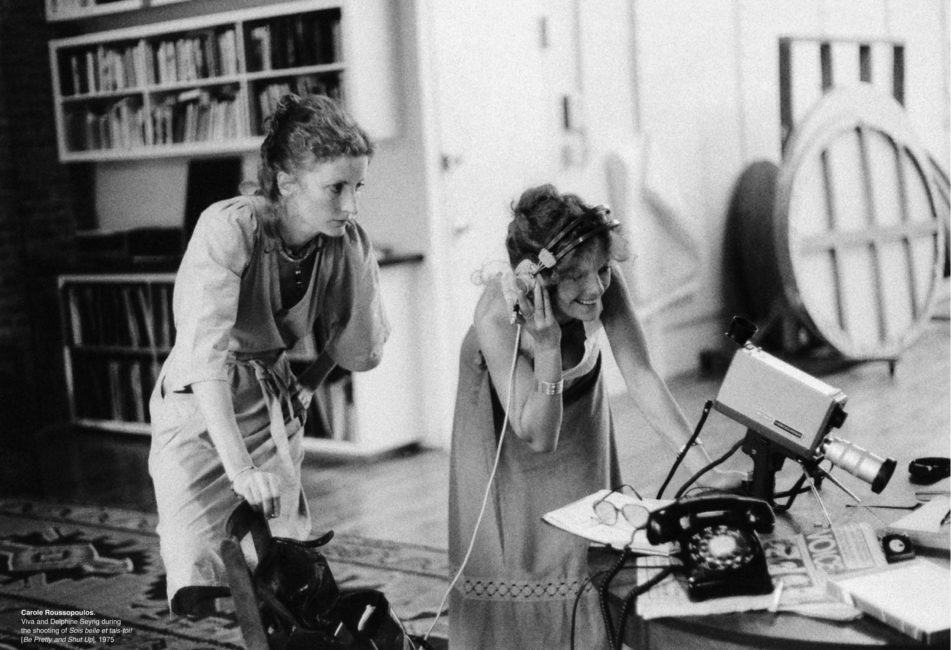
[473,279,535,366]
[474,279,511,334]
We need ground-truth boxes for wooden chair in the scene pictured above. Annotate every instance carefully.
[221,503,423,650]
[221,501,272,650]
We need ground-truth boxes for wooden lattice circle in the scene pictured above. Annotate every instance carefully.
[774,83,946,359]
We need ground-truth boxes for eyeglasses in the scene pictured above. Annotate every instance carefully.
[592,484,649,529]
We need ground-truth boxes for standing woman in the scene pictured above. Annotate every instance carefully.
[448,184,739,648]
[149,94,388,615]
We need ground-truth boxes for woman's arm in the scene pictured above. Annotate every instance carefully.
[475,279,563,452]
[601,265,745,484]
[296,350,337,406]
[170,201,284,518]
[191,379,282,518]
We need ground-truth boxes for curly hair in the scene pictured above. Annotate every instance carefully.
[505,184,629,283]
[256,94,373,236]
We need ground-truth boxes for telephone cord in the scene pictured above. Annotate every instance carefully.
[422,323,523,642]
[612,563,675,650]
[570,563,640,650]
[597,547,632,649]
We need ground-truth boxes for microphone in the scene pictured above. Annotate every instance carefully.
[821,436,896,494]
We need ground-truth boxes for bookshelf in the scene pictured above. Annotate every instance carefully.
[58,262,423,457]
[58,273,175,434]
[48,0,395,162]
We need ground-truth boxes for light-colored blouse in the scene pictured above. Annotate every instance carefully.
[162,194,389,392]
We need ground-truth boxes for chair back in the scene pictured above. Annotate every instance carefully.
[221,502,271,650]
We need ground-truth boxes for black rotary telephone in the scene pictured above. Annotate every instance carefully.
[645,494,776,601]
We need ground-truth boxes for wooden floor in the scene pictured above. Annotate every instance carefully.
[2,316,948,551]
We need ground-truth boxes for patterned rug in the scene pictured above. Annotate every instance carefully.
[0,500,449,649]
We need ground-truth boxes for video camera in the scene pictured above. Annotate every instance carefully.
[713,317,896,509]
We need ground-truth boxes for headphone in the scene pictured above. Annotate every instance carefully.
[513,204,621,294]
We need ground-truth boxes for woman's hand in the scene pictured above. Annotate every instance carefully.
[232,468,283,519]
[297,388,315,412]
[517,277,561,350]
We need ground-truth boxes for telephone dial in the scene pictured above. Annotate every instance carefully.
[645,494,776,601]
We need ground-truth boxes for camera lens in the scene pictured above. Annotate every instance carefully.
[822,437,897,494]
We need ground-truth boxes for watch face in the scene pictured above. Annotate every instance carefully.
[690,525,754,571]
[882,533,914,562]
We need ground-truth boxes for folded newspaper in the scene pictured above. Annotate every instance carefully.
[544,490,888,620]
[541,489,675,553]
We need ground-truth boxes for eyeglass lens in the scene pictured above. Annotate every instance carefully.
[594,485,649,528]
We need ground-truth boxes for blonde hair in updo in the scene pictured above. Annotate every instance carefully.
[505,184,629,284]
[257,94,373,238]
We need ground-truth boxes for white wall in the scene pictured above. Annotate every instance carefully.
[96,158,187,230]
[616,0,950,376]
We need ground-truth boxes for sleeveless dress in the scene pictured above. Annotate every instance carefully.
[448,319,621,650]
[148,195,388,611]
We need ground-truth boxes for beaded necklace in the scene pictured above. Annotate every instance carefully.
[279,237,320,290]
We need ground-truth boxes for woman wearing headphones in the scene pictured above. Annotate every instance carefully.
[448,184,736,649]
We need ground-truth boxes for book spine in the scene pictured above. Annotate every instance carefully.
[852,592,929,643]
[67,285,83,345]
[829,579,930,643]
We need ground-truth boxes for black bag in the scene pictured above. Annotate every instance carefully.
[252,533,432,650]
[253,533,340,634]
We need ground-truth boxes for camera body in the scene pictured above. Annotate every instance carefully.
[713,345,848,458]
[713,317,896,501]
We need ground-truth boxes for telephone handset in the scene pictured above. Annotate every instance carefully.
[645,494,775,601]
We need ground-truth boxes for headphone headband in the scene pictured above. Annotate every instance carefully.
[548,219,621,268]
[532,205,617,275]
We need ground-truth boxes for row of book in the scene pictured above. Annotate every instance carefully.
[254,77,341,132]
[61,42,146,95]
[64,88,244,151]
[72,355,162,423]
[152,88,244,145]
[64,282,174,349]
[244,10,341,72]
[64,97,147,152]
[59,28,239,96]
[152,28,239,85]
[59,8,343,99]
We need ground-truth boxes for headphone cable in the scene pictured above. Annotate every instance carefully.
[423,323,523,641]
